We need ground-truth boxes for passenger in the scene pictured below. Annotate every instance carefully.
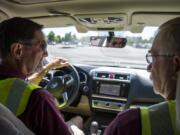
[0,17,84,135]
[104,17,180,135]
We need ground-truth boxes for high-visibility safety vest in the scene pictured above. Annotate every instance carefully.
[0,78,40,116]
[141,100,180,135]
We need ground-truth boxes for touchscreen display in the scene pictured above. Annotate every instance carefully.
[99,84,120,96]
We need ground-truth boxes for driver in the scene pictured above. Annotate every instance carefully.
[0,17,84,135]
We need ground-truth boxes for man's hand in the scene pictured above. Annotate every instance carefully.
[69,116,83,129]
[66,116,84,135]
[46,57,69,70]
[70,125,84,135]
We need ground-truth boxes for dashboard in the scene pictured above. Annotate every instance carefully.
[74,65,164,131]
[44,64,164,132]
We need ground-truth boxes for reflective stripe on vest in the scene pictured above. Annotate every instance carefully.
[141,101,180,135]
[0,78,40,116]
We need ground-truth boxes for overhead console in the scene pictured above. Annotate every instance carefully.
[74,14,127,31]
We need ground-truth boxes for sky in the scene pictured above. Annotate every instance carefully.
[43,26,158,40]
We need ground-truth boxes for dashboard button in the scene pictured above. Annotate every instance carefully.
[105,102,110,106]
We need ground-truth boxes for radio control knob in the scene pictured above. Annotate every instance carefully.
[94,101,98,105]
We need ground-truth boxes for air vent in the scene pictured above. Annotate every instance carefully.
[93,72,131,83]
[115,74,130,81]
[96,73,109,78]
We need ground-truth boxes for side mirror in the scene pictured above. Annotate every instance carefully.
[90,36,127,48]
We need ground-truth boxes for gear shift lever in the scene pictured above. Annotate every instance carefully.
[90,121,99,135]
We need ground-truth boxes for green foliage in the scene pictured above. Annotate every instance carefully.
[47,31,55,43]
[61,32,77,42]
[46,30,153,47]
[47,31,63,44]
[64,32,72,41]
[46,31,78,45]
[56,35,61,43]
[126,36,153,46]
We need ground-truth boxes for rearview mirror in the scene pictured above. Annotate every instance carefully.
[90,36,127,48]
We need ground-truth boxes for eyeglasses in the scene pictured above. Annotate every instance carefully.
[38,42,47,51]
[146,52,174,64]
[19,40,47,52]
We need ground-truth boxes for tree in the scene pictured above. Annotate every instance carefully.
[47,31,55,44]
[64,32,72,42]
[55,35,61,43]
[72,34,77,40]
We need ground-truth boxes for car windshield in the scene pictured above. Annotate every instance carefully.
[43,26,158,69]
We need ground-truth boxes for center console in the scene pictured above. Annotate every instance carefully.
[91,71,131,111]
[90,70,131,132]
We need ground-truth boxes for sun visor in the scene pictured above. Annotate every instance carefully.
[0,10,8,22]
[127,25,144,33]
[31,16,88,32]
[132,13,180,27]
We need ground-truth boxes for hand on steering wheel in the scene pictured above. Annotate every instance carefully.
[45,64,80,109]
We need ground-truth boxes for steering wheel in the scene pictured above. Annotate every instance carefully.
[45,64,80,109]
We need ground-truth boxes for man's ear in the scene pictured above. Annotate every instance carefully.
[173,55,180,72]
[10,43,23,60]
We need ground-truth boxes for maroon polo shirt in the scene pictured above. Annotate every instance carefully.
[0,64,71,135]
[104,108,141,135]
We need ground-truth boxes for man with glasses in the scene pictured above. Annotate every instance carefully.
[0,17,84,135]
[104,17,180,135]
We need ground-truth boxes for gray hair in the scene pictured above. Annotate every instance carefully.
[154,17,180,54]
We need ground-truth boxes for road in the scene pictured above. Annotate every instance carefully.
[47,45,149,69]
